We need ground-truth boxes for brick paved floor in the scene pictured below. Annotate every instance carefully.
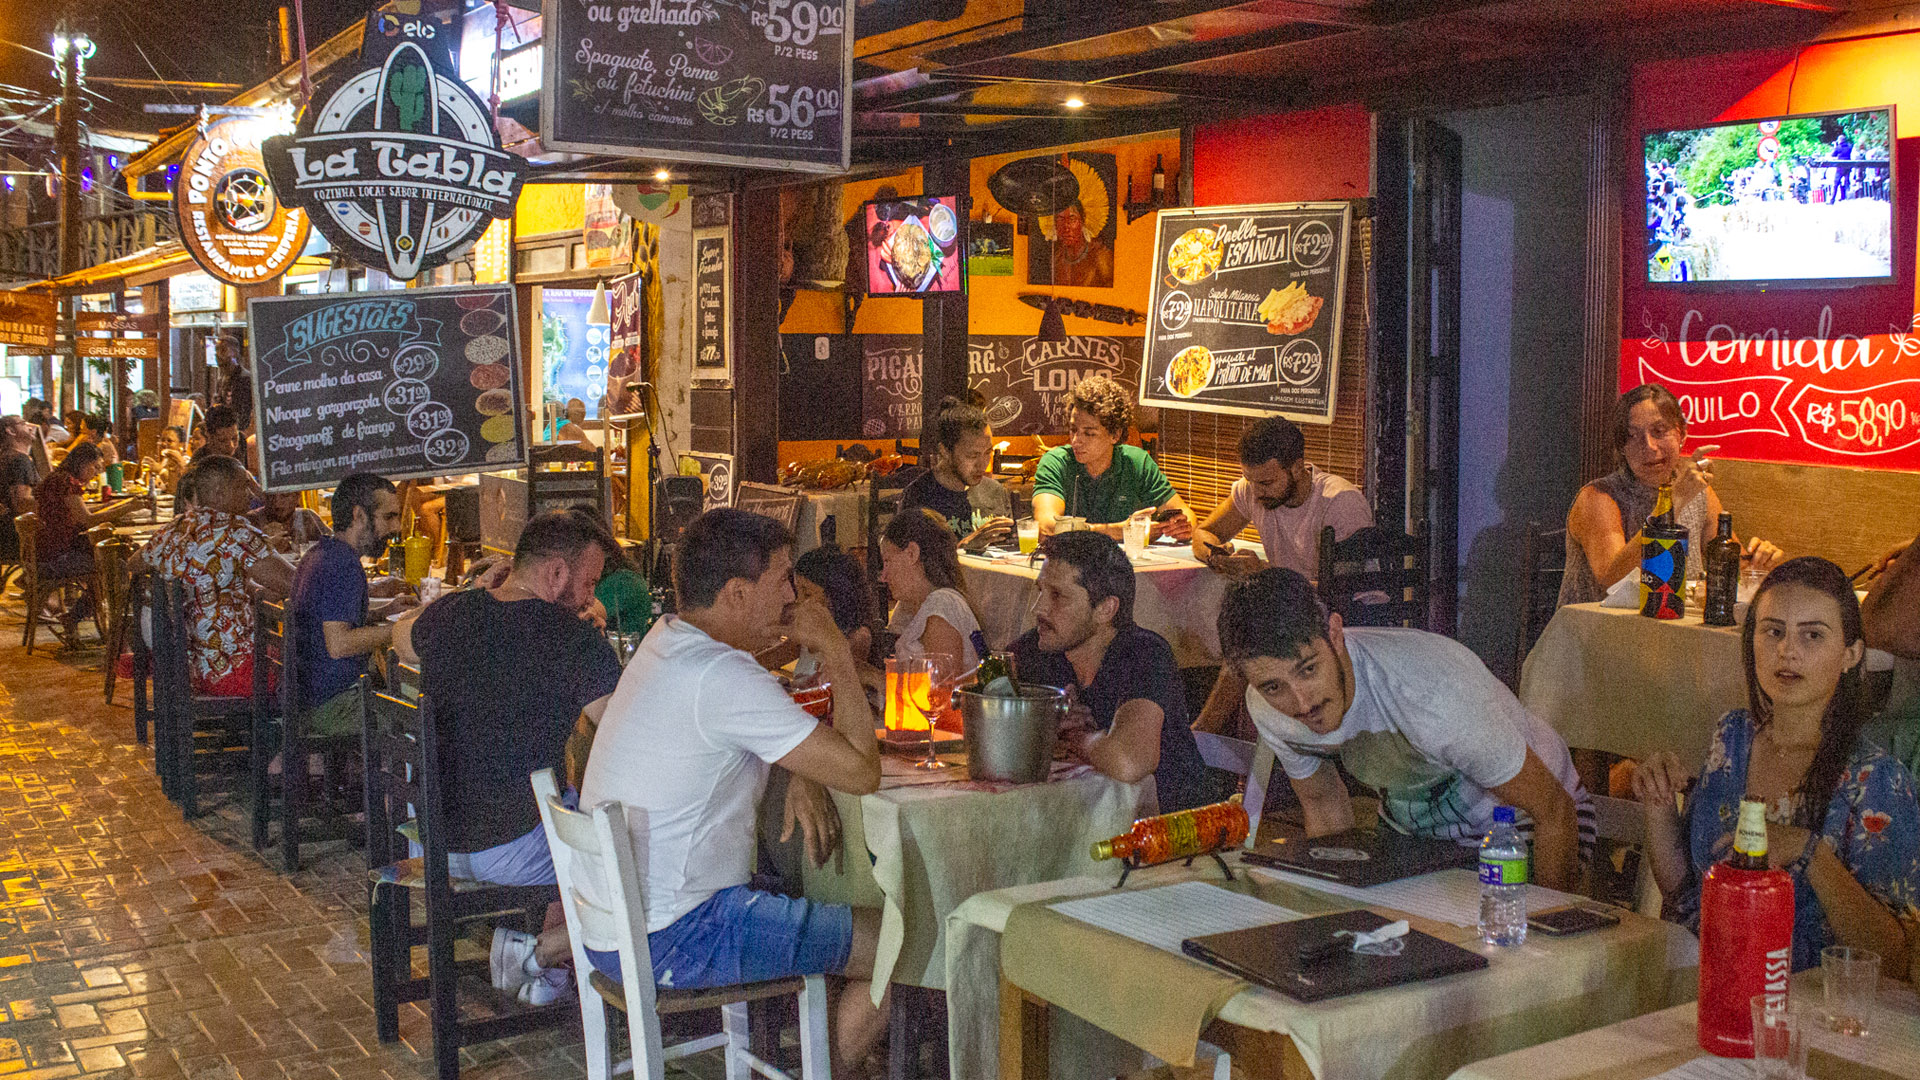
[0,588,727,1080]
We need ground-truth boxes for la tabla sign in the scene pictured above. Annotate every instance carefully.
[263,8,527,281]
[176,117,311,287]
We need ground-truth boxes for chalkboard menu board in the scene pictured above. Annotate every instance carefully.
[694,230,731,381]
[969,335,1142,438]
[540,0,853,173]
[780,333,863,439]
[862,335,921,439]
[1140,202,1352,423]
[248,285,526,492]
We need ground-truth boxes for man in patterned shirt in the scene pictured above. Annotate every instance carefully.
[141,456,294,696]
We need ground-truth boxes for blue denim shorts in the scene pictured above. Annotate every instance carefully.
[586,885,853,991]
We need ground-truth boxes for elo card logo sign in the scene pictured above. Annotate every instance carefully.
[176,118,311,287]
[263,8,528,281]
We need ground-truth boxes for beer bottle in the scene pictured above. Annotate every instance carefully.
[1697,797,1795,1057]
[1702,513,1740,626]
[1640,484,1688,620]
[1092,795,1247,863]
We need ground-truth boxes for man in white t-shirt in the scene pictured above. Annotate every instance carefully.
[1191,415,1372,577]
[1215,569,1592,889]
[579,508,886,1075]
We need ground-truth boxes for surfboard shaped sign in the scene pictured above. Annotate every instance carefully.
[263,7,528,281]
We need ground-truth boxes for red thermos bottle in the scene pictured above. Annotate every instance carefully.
[1698,797,1795,1057]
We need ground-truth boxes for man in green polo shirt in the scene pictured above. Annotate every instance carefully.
[1033,374,1193,542]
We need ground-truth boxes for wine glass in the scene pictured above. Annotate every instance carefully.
[915,651,960,771]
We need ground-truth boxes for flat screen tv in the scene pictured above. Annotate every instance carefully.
[1644,106,1896,287]
[862,195,965,295]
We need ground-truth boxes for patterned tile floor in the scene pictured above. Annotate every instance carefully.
[0,591,727,1080]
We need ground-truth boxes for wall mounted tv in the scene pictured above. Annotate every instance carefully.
[862,196,966,295]
[1644,106,1896,287]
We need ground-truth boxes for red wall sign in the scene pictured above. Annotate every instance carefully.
[1623,47,1920,472]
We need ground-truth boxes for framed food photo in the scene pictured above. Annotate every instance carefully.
[1140,202,1352,423]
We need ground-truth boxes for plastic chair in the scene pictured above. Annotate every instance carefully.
[1191,732,1277,849]
[362,678,568,1080]
[531,768,831,1080]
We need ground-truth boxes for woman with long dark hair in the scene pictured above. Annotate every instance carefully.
[879,508,985,671]
[1633,557,1919,973]
[31,440,139,577]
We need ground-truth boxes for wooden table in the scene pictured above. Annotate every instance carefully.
[1448,972,1920,1080]
[954,856,1694,1080]
[960,542,1246,668]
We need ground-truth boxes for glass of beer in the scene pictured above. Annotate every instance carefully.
[1017,518,1039,554]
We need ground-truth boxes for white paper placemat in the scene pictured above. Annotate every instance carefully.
[1051,880,1303,955]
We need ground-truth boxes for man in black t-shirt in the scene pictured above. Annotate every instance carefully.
[394,511,622,1005]
[1,415,42,561]
[1010,531,1206,811]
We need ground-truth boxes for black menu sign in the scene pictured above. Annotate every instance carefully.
[1140,202,1351,423]
[248,285,526,492]
[968,335,1142,438]
[540,0,853,173]
[694,231,730,379]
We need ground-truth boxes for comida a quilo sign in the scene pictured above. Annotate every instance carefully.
[176,117,311,287]
[263,7,528,281]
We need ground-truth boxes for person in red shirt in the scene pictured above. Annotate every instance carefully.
[32,441,138,578]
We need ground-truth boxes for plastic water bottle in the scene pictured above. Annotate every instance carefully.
[1478,806,1529,946]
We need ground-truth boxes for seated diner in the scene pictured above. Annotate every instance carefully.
[1032,374,1192,542]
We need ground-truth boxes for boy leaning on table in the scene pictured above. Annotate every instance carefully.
[1208,568,1595,890]
[576,508,889,1079]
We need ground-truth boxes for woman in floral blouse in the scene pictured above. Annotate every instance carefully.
[1633,557,1919,974]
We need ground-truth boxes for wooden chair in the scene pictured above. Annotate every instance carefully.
[1315,525,1431,630]
[251,598,361,869]
[1512,522,1568,684]
[363,677,570,1080]
[96,533,135,702]
[127,568,154,745]
[149,576,254,816]
[531,768,829,1080]
[15,512,105,653]
[527,441,611,522]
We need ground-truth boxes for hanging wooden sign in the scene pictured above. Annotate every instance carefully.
[176,117,311,287]
[75,311,160,333]
[0,292,57,348]
[263,7,528,281]
[76,336,160,360]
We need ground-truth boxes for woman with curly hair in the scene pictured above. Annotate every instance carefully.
[1632,557,1918,975]
[1031,374,1191,542]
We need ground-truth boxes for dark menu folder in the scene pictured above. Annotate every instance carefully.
[1181,910,1488,1003]
[1240,827,1476,887]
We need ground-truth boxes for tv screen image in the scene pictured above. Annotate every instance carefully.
[1644,108,1895,285]
[864,196,965,294]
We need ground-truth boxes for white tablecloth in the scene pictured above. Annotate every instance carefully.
[960,545,1239,668]
[1448,973,1920,1080]
[1519,602,1896,771]
[797,754,1146,1003]
[793,489,868,556]
[947,856,1697,1080]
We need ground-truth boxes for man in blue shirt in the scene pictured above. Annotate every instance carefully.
[291,472,406,735]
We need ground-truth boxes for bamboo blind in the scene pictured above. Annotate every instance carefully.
[1156,215,1372,527]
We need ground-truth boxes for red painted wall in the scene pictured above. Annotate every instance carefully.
[1192,105,1372,206]
[1622,36,1920,470]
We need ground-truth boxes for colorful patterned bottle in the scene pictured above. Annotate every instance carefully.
[1641,483,1688,619]
[1091,795,1248,863]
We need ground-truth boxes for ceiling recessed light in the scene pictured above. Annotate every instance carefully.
[1064,97,1086,110]
[654,168,671,181]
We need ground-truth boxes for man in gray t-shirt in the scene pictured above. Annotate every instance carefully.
[1216,569,1591,890]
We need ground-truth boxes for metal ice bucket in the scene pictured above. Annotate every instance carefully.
[954,684,1068,784]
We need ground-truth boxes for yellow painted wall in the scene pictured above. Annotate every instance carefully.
[516,183,586,239]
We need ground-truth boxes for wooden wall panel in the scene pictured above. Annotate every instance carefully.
[1711,459,1920,575]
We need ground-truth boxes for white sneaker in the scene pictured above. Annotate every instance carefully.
[490,928,538,995]
[517,965,572,1006]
